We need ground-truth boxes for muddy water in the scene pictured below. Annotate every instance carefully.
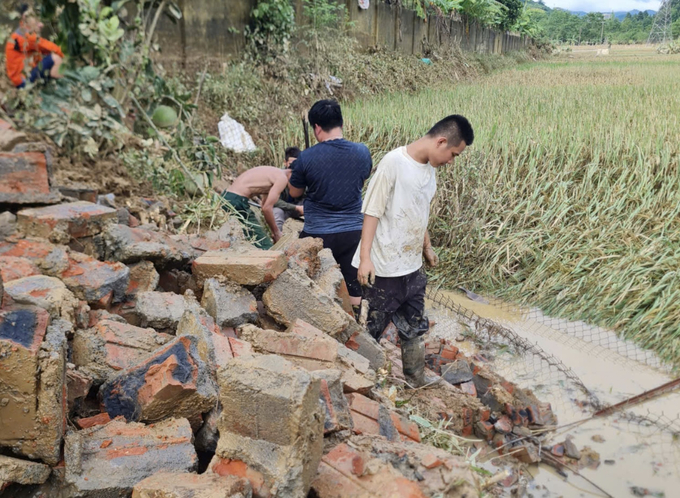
[426,289,680,498]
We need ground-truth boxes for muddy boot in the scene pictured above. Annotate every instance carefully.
[401,337,432,388]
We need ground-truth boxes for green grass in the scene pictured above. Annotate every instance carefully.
[292,54,680,366]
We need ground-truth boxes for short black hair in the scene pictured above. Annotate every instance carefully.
[308,99,343,132]
[19,3,31,16]
[426,115,474,147]
[285,146,301,161]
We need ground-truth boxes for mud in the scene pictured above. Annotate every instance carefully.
[427,289,680,498]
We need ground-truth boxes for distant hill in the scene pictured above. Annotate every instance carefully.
[526,2,657,19]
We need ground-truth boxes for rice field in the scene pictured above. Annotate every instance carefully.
[338,51,680,367]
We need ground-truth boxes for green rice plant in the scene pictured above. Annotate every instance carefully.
[289,55,680,366]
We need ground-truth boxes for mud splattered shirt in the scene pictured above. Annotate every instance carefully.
[352,146,436,277]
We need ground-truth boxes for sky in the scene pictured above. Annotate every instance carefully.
[544,0,662,13]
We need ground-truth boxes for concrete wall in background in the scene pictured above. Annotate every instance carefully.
[155,0,529,63]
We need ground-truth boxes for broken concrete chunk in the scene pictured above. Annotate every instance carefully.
[263,268,354,341]
[100,336,217,427]
[0,309,68,465]
[0,238,70,275]
[98,224,196,267]
[343,323,386,372]
[176,300,221,369]
[193,249,287,286]
[201,278,258,328]
[17,201,117,240]
[132,471,253,498]
[0,454,51,488]
[0,152,60,204]
[135,291,187,331]
[73,319,173,384]
[210,354,324,498]
[3,275,79,322]
[64,417,197,497]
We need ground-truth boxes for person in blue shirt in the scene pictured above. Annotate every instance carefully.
[288,100,372,316]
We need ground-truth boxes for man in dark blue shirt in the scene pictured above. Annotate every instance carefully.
[289,100,372,313]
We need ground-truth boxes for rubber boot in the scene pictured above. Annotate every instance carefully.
[401,337,427,388]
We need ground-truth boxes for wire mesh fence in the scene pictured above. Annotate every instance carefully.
[424,287,680,478]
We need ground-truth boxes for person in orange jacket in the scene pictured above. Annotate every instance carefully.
[5,4,64,89]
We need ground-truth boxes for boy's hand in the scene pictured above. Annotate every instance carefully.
[424,246,439,268]
[295,205,304,215]
[357,259,376,287]
[273,230,283,243]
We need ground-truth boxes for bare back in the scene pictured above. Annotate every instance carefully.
[227,166,287,199]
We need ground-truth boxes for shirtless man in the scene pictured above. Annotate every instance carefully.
[215,166,291,250]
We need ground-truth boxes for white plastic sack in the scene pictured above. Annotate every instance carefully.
[218,113,257,153]
[358,0,369,9]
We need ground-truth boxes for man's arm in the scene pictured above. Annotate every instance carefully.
[423,230,439,268]
[38,38,64,58]
[261,176,288,243]
[357,215,379,287]
[288,183,304,198]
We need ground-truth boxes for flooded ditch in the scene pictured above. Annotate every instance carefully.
[425,289,680,497]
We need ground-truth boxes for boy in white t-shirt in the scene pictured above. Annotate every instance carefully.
[352,115,474,388]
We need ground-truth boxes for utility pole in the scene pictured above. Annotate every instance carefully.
[600,20,605,45]
[648,0,674,44]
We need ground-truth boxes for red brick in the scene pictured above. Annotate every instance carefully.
[0,256,41,282]
[210,457,269,497]
[421,453,444,469]
[323,443,365,476]
[461,408,474,437]
[501,380,515,395]
[100,336,217,426]
[347,393,419,442]
[17,201,117,239]
[125,261,159,296]
[475,421,495,440]
[459,380,477,397]
[551,444,565,457]
[284,237,323,277]
[494,415,513,434]
[0,152,59,204]
[193,249,288,286]
[346,393,380,420]
[389,412,421,443]
[58,252,129,305]
[440,344,459,360]
[228,336,252,357]
[0,119,12,131]
[507,404,523,426]
[76,413,111,430]
[67,366,93,409]
[479,408,491,422]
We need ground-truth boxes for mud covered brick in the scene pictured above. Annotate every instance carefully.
[311,369,353,434]
[57,251,129,306]
[284,237,323,278]
[313,248,354,316]
[0,238,70,276]
[67,364,94,411]
[63,417,197,497]
[97,224,196,268]
[132,471,253,498]
[346,393,420,443]
[201,278,258,328]
[263,268,348,339]
[135,291,187,331]
[0,311,68,465]
[209,355,324,498]
[0,152,60,204]
[73,319,173,384]
[99,336,217,427]
[17,201,117,239]
[0,454,51,488]
[3,274,79,322]
[193,249,287,287]
[126,261,160,296]
[0,256,41,282]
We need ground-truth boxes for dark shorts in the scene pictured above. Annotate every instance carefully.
[29,54,55,84]
[221,191,273,250]
[362,269,429,342]
[300,230,362,298]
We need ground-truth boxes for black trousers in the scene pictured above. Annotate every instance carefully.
[362,269,429,342]
[300,230,362,298]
